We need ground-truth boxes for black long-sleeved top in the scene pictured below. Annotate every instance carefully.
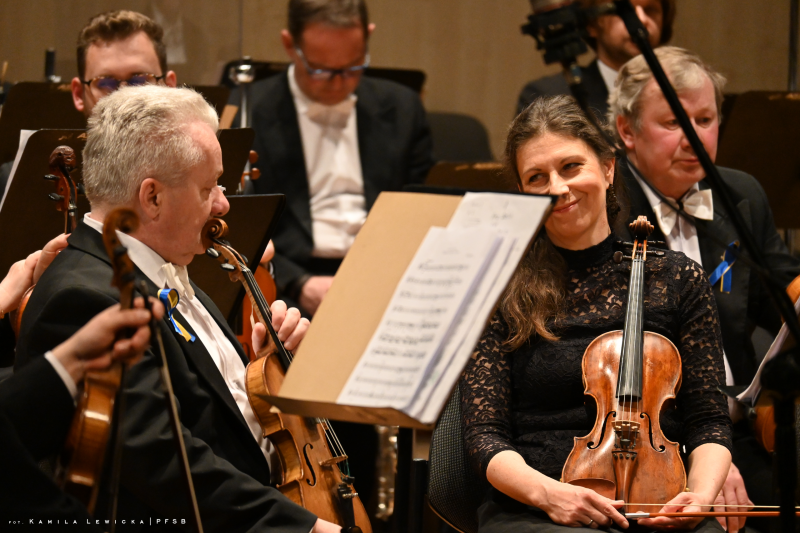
[460,233,732,480]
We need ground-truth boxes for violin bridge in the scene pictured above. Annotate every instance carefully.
[319,454,348,467]
[613,420,640,450]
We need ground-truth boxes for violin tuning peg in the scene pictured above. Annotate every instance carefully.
[43,174,58,181]
[77,184,86,196]
[613,251,633,264]
[220,263,236,272]
[241,254,248,264]
[206,248,220,258]
[48,193,64,202]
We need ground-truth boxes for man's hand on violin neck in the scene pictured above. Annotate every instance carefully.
[713,463,753,533]
[251,300,310,354]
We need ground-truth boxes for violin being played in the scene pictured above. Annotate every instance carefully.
[203,218,371,533]
[15,85,341,533]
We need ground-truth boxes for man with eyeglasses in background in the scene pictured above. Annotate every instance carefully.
[247,0,434,511]
[0,11,173,209]
[249,0,434,319]
[0,10,175,379]
[71,10,176,118]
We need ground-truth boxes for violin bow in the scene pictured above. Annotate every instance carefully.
[625,503,800,519]
[135,280,204,533]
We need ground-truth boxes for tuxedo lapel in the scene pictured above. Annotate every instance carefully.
[164,307,252,430]
[697,183,751,293]
[356,79,394,210]
[268,73,313,239]
[620,164,667,242]
[69,223,254,436]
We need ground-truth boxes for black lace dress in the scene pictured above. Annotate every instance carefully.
[460,233,732,518]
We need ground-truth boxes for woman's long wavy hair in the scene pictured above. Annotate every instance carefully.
[500,95,628,350]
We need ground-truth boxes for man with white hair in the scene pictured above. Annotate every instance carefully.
[611,45,800,533]
[15,85,340,533]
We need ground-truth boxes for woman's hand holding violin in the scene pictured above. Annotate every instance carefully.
[636,490,715,531]
[540,481,628,529]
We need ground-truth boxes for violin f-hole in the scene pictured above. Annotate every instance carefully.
[640,412,666,452]
[588,411,617,449]
[303,444,318,486]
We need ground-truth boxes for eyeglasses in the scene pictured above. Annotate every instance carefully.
[294,48,370,81]
[81,73,166,95]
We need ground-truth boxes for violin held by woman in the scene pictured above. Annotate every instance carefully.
[460,95,733,533]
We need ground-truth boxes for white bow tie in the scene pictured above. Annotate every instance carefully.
[653,188,714,236]
[161,263,195,300]
[306,97,356,128]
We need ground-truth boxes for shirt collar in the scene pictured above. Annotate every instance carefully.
[597,59,618,95]
[630,166,701,211]
[83,212,169,290]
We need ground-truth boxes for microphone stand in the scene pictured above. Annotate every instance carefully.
[523,2,800,531]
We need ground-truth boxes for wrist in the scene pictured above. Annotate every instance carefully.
[51,340,86,384]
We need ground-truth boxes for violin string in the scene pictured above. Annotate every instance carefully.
[240,259,352,478]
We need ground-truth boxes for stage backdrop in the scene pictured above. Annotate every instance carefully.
[0,0,791,159]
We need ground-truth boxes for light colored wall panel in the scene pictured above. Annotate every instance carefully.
[0,0,792,157]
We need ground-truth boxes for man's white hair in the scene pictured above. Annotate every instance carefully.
[608,46,727,133]
[82,85,219,207]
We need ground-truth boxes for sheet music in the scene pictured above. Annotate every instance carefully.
[337,226,502,409]
[738,294,800,406]
[0,129,35,211]
[410,192,553,422]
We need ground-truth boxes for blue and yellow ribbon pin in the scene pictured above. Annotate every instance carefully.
[158,288,196,342]
[708,241,739,293]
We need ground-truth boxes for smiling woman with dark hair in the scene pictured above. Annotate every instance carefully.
[460,95,733,533]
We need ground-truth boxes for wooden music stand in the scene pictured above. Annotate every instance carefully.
[716,91,800,228]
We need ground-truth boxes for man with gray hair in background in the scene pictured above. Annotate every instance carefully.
[15,85,340,533]
[611,45,800,533]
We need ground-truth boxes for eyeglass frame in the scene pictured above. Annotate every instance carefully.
[81,73,167,94]
[293,47,370,81]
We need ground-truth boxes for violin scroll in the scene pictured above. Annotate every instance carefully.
[629,215,654,240]
[102,209,139,309]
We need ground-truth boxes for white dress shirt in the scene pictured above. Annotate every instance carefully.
[631,174,735,387]
[288,64,367,259]
[82,214,281,476]
[597,59,618,95]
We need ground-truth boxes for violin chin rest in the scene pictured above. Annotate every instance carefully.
[566,478,616,500]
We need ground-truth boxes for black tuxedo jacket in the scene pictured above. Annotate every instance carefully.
[0,356,100,530]
[249,71,435,292]
[15,222,317,533]
[621,164,800,385]
[516,60,609,118]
